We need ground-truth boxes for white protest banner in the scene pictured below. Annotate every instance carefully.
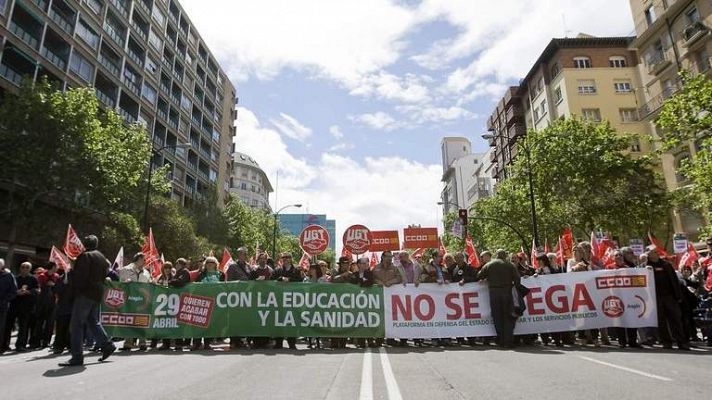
[384,269,657,338]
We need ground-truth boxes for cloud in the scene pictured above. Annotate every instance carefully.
[349,111,406,131]
[397,105,478,123]
[349,72,431,104]
[328,125,344,140]
[327,143,356,152]
[269,113,313,141]
[234,107,442,236]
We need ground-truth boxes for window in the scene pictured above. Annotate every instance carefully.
[573,56,591,68]
[582,108,601,122]
[619,108,638,122]
[141,82,157,104]
[614,81,632,93]
[86,0,103,15]
[145,55,159,74]
[69,52,94,82]
[630,137,642,153]
[674,152,690,183]
[554,86,562,103]
[550,62,560,78]
[684,6,700,24]
[609,56,627,68]
[151,5,166,26]
[645,5,656,26]
[240,182,247,190]
[148,28,162,50]
[209,169,217,182]
[76,19,99,50]
[539,101,547,116]
[181,94,191,111]
[533,107,540,121]
[577,79,596,94]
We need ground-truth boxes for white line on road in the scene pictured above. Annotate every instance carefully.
[359,348,373,400]
[378,347,403,400]
[577,356,673,382]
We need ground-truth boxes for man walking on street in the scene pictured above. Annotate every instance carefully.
[646,249,690,350]
[0,259,18,353]
[59,235,116,366]
[478,249,520,348]
[3,262,38,352]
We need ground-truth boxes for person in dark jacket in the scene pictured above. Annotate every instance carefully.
[168,258,191,351]
[450,252,479,285]
[0,259,18,354]
[59,235,117,366]
[52,268,73,354]
[31,262,60,349]
[3,262,39,352]
[478,249,520,348]
[350,257,377,348]
[272,252,303,350]
[646,249,690,350]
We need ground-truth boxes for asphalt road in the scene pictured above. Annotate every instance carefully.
[1,341,711,399]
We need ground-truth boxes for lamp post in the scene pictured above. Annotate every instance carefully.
[272,203,302,258]
[482,130,540,249]
[143,142,191,233]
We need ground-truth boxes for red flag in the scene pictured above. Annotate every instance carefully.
[648,231,669,258]
[298,252,310,271]
[678,243,699,269]
[544,239,551,255]
[464,236,481,268]
[561,227,574,260]
[49,246,70,271]
[219,248,233,273]
[589,232,601,264]
[188,269,199,282]
[705,263,712,292]
[556,237,566,267]
[530,238,539,269]
[141,228,161,278]
[438,239,446,257]
[341,247,353,260]
[370,252,379,268]
[63,224,85,259]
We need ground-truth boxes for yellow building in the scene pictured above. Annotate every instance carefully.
[628,0,710,238]
[488,36,653,182]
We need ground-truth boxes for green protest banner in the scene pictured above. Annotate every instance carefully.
[100,281,385,339]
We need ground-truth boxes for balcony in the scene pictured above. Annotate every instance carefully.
[135,0,151,17]
[118,107,136,123]
[40,46,66,70]
[638,84,681,119]
[95,88,116,108]
[157,108,168,121]
[121,76,141,96]
[48,8,74,34]
[9,21,40,50]
[98,53,120,77]
[162,56,172,70]
[682,21,710,48]
[109,0,129,18]
[103,22,125,47]
[507,123,526,144]
[127,47,145,67]
[505,105,523,126]
[31,0,48,11]
[130,20,148,43]
[0,63,24,86]
[646,49,672,75]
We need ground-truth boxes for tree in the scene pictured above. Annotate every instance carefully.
[0,80,151,265]
[656,71,712,238]
[471,117,670,252]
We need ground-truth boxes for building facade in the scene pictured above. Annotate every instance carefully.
[628,0,710,238]
[0,0,237,207]
[440,137,491,216]
[229,151,272,211]
[487,36,653,182]
[278,214,336,251]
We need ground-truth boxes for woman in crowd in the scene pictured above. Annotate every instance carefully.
[192,257,224,351]
[154,262,174,351]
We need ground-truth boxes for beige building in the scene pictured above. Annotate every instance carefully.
[488,36,653,181]
[628,0,710,238]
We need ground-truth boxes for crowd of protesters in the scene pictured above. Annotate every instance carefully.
[1,235,711,364]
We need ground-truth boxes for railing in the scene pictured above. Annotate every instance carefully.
[135,0,151,16]
[167,117,178,129]
[0,64,24,86]
[162,57,172,70]
[130,21,148,42]
[103,22,125,47]
[682,21,709,44]
[156,108,168,121]
[98,54,120,77]
[188,161,198,171]
[638,84,681,119]
[160,82,171,94]
[171,69,182,82]
[127,49,144,67]
[121,75,141,95]
[9,22,40,50]
[49,9,74,34]
[646,49,671,74]
[95,88,116,108]
[31,0,47,11]
[118,107,137,123]
[40,46,66,70]
[109,0,129,18]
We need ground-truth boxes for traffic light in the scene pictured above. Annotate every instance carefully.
[458,209,468,228]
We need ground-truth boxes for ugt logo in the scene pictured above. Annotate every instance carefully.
[602,296,624,318]
[104,288,126,308]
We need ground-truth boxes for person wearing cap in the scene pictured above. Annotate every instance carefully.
[59,235,116,366]
[0,259,18,354]
[646,248,690,350]
[3,262,39,352]
[478,249,520,348]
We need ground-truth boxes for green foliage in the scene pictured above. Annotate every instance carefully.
[471,117,670,252]
[657,71,712,237]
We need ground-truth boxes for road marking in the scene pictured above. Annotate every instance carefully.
[359,348,373,400]
[577,356,673,382]
[378,347,403,400]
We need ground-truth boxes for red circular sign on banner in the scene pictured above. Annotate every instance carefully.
[343,225,373,255]
[299,224,330,256]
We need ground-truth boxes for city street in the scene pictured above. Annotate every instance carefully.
[1,341,711,399]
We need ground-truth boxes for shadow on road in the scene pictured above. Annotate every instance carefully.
[43,365,88,377]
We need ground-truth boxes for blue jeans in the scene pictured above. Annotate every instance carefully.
[70,296,110,362]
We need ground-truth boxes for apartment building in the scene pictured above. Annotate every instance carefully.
[440,137,492,216]
[487,36,652,182]
[0,0,237,207]
[229,152,273,212]
[629,0,710,237]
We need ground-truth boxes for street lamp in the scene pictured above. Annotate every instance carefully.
[272,203,303,258]
[143,142,191,233]
[482,130,540,249]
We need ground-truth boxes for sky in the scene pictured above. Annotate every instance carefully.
[180,0,636,241]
